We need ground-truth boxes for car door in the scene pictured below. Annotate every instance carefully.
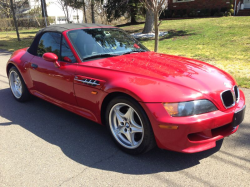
[29,32,78,106]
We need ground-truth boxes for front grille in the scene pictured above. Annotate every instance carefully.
[221,90,235,108]
[234,86,240,102]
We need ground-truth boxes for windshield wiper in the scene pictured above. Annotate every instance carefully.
[83,53,119,61]
[122,50,147,55]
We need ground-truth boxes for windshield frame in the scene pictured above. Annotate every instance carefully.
[66,27,149,62]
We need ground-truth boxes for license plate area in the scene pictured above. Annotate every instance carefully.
[231,105,246,127]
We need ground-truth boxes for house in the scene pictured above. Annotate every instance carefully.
[167,0,250,17]
[22,0,84,24]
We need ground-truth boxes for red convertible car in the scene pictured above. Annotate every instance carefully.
[6,24,246,154]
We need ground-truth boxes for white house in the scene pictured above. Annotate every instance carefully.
[26,0,84,24]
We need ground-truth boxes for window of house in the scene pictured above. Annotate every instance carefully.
[57,17,66,21]
[173,0,194,3]
[37,32,61,58]
[73,16,78,20]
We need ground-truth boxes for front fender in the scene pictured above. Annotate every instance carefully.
[103,74,206,103]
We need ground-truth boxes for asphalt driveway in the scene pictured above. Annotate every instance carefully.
[0,50,249,186]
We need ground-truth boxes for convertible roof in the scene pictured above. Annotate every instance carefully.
[28,23,115,55]
[39,23,114,33]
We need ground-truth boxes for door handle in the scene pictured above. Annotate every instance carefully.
[31,63,38,69]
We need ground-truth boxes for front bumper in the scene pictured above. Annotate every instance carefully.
[141,90,246,153]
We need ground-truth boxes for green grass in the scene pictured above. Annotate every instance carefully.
[0,17,249,88]
[120,17,250,88]
[0,29,39,52]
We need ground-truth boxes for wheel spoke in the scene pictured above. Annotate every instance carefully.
[14,73,18,82]
[11,72,15,82]
[16,88,21,95]
[114,106,125,125]
[124,107,134,121]
[130,126,143,134]
[124,131,135,146]
[114,126,125,135]
[130,115,142,129]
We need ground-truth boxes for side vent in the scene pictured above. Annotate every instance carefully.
[74,77,100,86]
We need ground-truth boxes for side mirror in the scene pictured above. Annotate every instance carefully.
[63,56,72,63]
[42,52,60,68]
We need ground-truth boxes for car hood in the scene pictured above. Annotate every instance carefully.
[81,52,236,94]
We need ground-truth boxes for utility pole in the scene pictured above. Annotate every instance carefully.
[10,0,20,41]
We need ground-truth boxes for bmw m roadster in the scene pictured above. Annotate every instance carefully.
[6,24,246,154]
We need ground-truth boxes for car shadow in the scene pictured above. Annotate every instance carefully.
[0,88,227,174]
[0,49,12,56]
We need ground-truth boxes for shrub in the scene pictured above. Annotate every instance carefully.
[200,9,210,17]
[189,10,198,17]
[225,12,232,16]
[219,12,225,17]
[229,9,235,14]
[221,7,228,13]
[0,17,52,31]
[214,12,219,17]
[211,8,219,16]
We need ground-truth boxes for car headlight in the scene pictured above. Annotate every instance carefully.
[163,100,217,117]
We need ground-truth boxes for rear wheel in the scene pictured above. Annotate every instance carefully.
[8,66,30,102]
[105,96,155,155]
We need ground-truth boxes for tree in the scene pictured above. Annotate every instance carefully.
[56,0,73,23]
[41,0,48,26]
[82,0,87,23]
[140,0,168,52]
[0,0,29,19]
[105,0,141,24]
[91,0,95,23]
[0,0,12,18]
[74,0,88,23]
[10,0,20,41]
[142,8,154,33]
[90,0,104,23]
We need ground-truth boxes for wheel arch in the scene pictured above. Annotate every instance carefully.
[6,63,16,76]
[100,91,142,126]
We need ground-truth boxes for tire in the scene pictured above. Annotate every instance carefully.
[105,96,155,155]
[8,66,30,102]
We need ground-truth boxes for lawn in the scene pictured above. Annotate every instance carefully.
[0,29,39,52]
[0,17,249,88]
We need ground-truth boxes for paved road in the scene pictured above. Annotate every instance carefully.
[0,51,249,187]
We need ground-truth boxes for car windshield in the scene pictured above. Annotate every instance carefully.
[68,28,149,60]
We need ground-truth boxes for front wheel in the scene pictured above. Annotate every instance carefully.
[8,66,30,102]
[105,96,155,155]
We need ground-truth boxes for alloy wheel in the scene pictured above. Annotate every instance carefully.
[109,103,144,149]
[9,70,22,99]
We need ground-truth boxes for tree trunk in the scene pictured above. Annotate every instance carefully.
[83,1,87,23]
[91,1,95,23]
[142,9,154,33]
[66,5,70,23]
[154,11,159,52]
[10,0,20,41]
[130,6,137,24]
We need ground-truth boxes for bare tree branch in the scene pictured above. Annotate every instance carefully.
[139,0,169,52]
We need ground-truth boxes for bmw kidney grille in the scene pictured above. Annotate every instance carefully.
[221,86,240,109]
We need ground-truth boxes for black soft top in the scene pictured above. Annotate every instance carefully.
[28,23,114,55]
